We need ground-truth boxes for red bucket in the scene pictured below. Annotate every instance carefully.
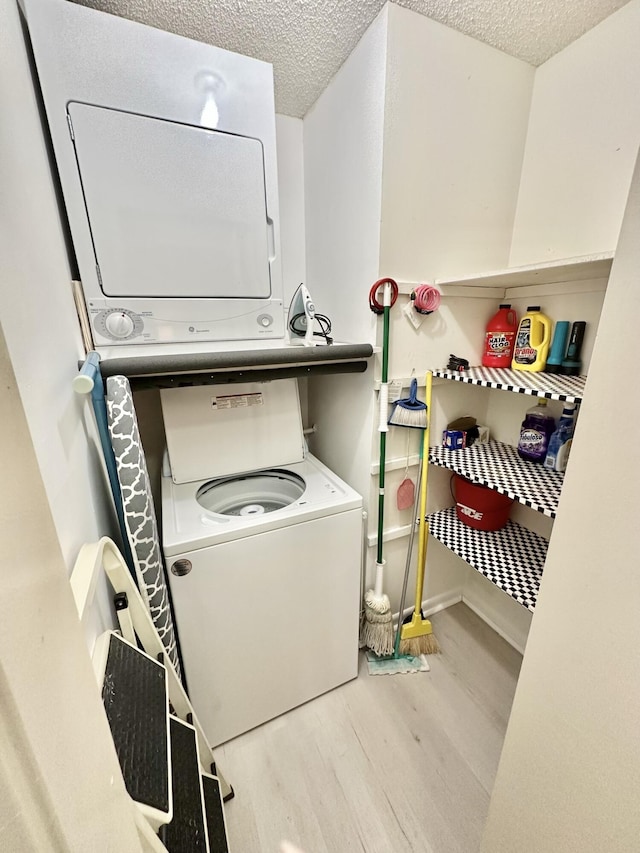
[453,475,513,531]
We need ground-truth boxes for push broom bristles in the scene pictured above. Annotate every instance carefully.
[399,616,440,657]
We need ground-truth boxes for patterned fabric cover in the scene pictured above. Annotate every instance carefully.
[106,375,181,678]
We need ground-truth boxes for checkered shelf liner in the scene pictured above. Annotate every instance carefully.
[429,440,563,517]
[428,508,546,612]
[433,366,585,402]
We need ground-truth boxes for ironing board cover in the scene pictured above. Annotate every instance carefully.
[106,375,181,678]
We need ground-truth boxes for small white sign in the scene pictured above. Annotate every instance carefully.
[403,299,423,330]
[388,380,404,403]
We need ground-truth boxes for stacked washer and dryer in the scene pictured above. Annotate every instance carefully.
[25,0,366,746]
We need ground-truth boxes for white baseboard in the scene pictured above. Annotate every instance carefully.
[462,597,526,654]
[461,591,531,655]
[423,590,463,618]
[391,578,531,654]
[394,590,462,626]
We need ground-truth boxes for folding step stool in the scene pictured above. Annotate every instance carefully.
[71,537,232,852]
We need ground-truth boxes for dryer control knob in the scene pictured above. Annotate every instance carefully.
[105,311,135,339]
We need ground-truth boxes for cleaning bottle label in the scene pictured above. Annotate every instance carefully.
[482,305,518,368]
[484,331,515,357]
[514,319,536,365]
[518,428,545,455]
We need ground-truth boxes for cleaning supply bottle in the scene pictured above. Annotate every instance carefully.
[561,321,586,375]
[544,402,578,472]
[517,398,556,463]
[482,304,518,368]
[545,321,570,374]
[512,306,552,372]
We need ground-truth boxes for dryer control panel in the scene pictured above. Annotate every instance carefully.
[88,301,284,345]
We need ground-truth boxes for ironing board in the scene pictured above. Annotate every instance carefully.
[106,375,182,678]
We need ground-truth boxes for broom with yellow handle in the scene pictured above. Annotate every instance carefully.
[400,370,440,656]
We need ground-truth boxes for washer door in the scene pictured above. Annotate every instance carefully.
[196,469,305,517]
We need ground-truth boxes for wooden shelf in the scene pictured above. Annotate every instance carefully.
[433,366,586,402]
[429,440,563,518]
[433,252,613,291]
[399,254,613,299]
[428,508,546,612]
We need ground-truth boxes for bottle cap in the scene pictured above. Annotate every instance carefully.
[527,306,541,311]
[499,303,511,309]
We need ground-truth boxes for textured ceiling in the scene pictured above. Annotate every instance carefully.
[72,0,630,117]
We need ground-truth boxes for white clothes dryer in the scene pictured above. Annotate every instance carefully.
[161,379,363,746]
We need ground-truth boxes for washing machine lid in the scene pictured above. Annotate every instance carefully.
[160,379,304,483]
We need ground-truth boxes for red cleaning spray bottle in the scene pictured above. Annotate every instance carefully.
[482,304,518,368]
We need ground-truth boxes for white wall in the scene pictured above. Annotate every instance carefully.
[305,4,531,620]
[482,150,640,852]
[275,114,307,309]
[0,0,118,638]
[303,5,387,348]
[510,0,640,265]
[0,324,143,850]
[462,568,532,654]
[365,5,534,618]
[381,3,535,282]
[304,6,388,512]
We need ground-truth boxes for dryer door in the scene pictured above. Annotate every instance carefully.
[68,102,272,300]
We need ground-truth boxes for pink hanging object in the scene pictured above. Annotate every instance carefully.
[397,477,415,510]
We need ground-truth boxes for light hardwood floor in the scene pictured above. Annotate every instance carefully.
[216,603,522,853]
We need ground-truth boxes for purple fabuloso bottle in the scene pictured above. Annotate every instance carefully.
[517,398,556,463]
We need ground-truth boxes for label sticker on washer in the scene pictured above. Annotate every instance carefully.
[212,393,264,410]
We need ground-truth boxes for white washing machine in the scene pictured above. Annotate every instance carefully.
[160,379,363,746]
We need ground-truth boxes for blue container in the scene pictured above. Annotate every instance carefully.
[546,321,570,374]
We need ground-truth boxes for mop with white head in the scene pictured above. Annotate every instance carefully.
[360,560,395,657]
